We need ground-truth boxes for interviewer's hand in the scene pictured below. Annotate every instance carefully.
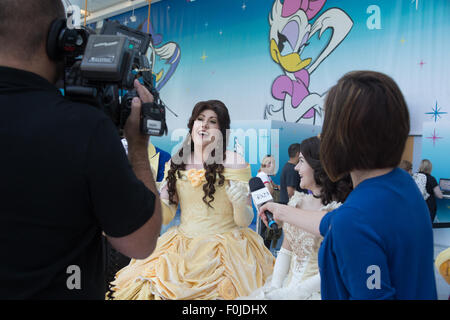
[124,79,154,148]
[258,202,286,227]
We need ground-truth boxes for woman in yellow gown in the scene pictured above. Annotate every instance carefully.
[110,100,275,300]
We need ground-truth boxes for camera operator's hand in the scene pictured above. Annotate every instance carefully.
[124,79,154,147]
[119,80,162,257]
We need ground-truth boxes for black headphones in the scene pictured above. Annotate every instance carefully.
[46,18,68,61]
[46,18,88,61]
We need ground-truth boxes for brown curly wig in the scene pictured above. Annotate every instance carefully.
[300,136,353,205]
[167,100,231,207]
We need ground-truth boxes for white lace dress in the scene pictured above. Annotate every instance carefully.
[240,192,341,300]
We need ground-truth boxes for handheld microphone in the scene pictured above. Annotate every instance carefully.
[249,177,278,231]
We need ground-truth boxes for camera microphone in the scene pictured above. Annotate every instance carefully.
[249,177,278,231]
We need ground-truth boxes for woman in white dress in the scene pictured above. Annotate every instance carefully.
[242,136,352,300]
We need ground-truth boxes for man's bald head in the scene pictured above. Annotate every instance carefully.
[0,0,65,61]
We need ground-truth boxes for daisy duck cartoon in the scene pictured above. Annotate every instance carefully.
[265,0,353,124]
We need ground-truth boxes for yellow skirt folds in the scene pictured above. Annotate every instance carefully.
[110,166,275,300]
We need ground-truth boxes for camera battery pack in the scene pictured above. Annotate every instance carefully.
[80,35,131,82]
[101,20,151,55]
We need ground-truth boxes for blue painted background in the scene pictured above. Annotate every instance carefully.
[100,0,450,144]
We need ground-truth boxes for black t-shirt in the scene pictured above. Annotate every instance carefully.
[0,67,155,299]
[421,172,438,215]
[279,162,307,204]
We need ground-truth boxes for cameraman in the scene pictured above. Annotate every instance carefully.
[0,0,161,299]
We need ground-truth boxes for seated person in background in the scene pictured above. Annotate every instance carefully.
[257,155,279,196]
[398,160,412,175]
[417,159,444,222]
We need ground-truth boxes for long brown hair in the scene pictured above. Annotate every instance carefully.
[300,136,352,205]
[167,100,230,207]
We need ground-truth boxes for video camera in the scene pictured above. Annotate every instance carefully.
[53,19,168,136]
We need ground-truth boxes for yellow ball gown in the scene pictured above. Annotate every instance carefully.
[110,166,275,300]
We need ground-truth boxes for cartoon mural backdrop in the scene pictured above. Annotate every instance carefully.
[138,19,181,92]
[266,0,352,125]
[102,0,449,154]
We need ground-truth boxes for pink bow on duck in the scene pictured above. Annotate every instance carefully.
[281,0,326,19]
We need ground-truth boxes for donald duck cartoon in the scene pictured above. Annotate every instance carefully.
[266,0,353,124]
[139,20,181,92]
